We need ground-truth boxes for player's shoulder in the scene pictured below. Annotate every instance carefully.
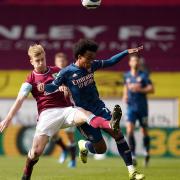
[64,63,77,72]
[139,70,149,78]
[124,71,131,78]
[92,59,102,65]
[56,64,73,77]
[49,66,60,73]
[25,71,34,83]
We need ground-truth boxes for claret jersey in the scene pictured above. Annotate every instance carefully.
[20,66,72,114]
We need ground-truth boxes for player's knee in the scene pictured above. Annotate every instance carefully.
[81,108,92,116]
[28,150,39,160]
[30,147,44,159]
[113,130,123,141]
[34,149,43,158]
[127,125,134,135]
[141,127,148,136]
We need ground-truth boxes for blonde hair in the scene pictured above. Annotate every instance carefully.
[28,44,45,59]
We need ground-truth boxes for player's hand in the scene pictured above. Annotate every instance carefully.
[128,46,143,54]
[37,83,45,92]
[128,83,142,92]
[59,85,71,98]
[0,119,11,133]
[59,85,68,92]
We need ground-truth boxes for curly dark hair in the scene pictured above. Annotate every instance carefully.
[73,39,98,59]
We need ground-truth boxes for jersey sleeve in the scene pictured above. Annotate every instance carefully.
[18,82,32,98]
[45,68,66,93]
[92,50,128,71]
[17,73,33,97]
[143,73,152,85]
[91,60,103,71]
[123,73,127,85]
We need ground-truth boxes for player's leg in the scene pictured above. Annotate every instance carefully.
[77,123,106,163]
[98,106,144,180]
[73,107,120,132]
[58,107,107,163]
[97,104,133,167]
[66,127,77,168]
[103,129,133,165]
[22,135,49,180]
[102,128,144,179]
[126,121,136,165]
[51,133,68,164]
[126,110,137,166]
[139,116,150,167]
[22,108,70,179]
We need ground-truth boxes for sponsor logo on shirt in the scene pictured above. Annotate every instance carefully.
[72,73,94,88]
[136,76,142,82]
[52,73,58,79]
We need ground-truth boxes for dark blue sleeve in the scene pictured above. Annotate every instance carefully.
[45,69,65,93]
[123,73,127,85]
[143,73,152,85]
[92,50,128,71]
[102,50,128,68]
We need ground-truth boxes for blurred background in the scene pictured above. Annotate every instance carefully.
[0,0,180,159]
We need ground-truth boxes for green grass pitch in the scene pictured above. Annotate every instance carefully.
[0,156,179,180]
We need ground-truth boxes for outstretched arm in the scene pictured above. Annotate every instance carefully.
[0,82,31,132]
[102,46,143,68]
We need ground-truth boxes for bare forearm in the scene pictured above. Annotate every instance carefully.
[6,97,25,121]
[122,85,128,102]
[140,85,154,94]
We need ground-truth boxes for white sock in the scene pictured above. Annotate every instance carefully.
[127,165,135,174]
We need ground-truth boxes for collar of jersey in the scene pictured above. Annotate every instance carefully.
[72,63,89,71]
[33,67,50,75]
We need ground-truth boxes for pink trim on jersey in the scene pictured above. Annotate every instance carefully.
[26,66,72,115]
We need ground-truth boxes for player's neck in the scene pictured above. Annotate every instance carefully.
[131,68,138,76]
[34,67,48,74]
[74,60,84,68]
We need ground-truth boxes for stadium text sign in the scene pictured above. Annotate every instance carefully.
[0,25,176,41]
[100,128,180,157]
[0,6,179,71]
[0,126,180,157]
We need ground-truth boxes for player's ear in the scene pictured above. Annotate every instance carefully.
[78,54,82,59]
[30,59,33,65]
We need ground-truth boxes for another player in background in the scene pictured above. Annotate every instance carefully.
[52,52,77,168]
[43,39,145,180]
[0,44,122,180]
[123,54,154,167]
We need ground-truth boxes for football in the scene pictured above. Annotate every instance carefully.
[81,0,101,9]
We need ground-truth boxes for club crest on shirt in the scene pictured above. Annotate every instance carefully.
[52,73,58,79]
[72,73,78,78]
[126,78,131,83]
[136,76,142,82]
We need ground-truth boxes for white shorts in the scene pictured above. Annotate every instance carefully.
[35,107,78,137]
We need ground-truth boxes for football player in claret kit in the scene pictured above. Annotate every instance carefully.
[43,39,145,180]
[0,44,122,180]
[123,54,154,167]
[52,52,77,168]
